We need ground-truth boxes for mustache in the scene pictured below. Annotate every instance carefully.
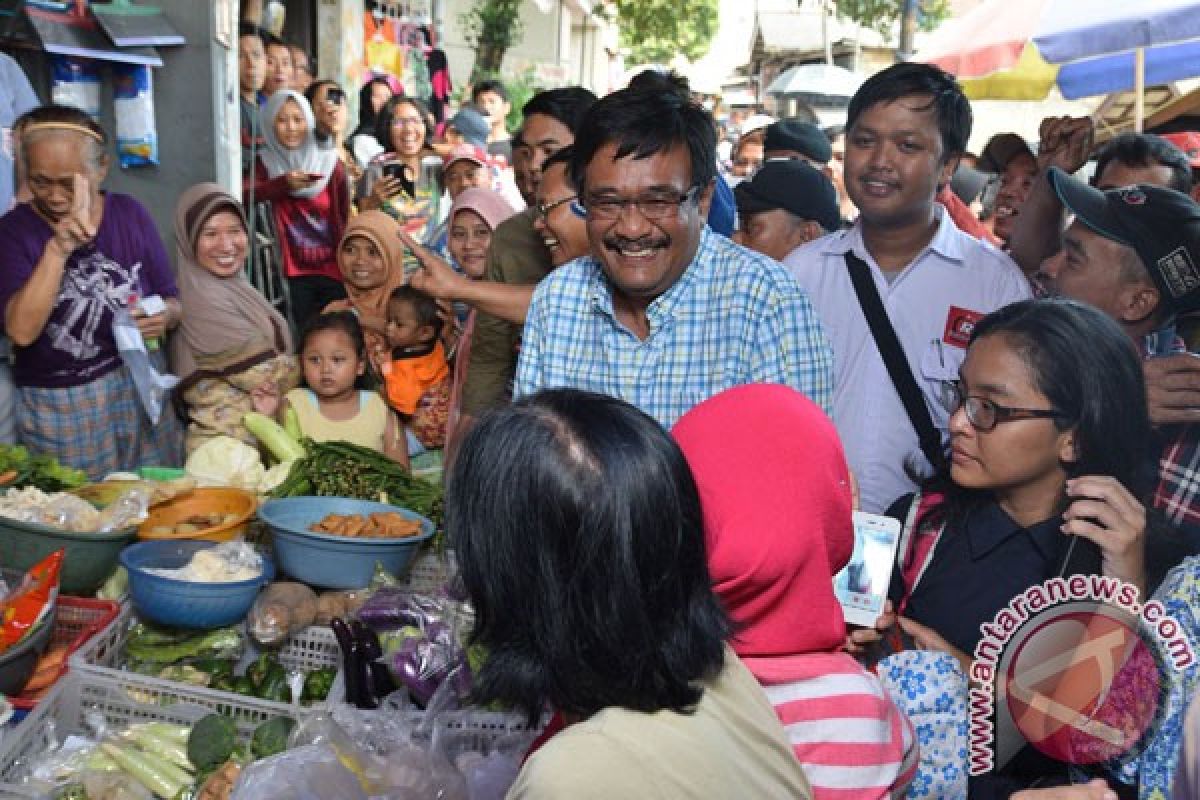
[603,234,671,251]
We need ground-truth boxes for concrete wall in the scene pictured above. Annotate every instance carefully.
[10,1,228,250]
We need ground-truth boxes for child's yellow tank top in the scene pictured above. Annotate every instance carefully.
[286,389,388,452]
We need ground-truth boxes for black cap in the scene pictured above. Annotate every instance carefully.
[950,163,989,205]
[763,119,832,164]
[1048,166,1200,314]
[734,159,840,232]
[979,133,1035,173]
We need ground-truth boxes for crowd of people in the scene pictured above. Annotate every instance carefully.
[8,23,1200,797]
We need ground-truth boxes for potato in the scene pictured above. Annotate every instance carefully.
[259,581,318,629]
[315,591,347,625]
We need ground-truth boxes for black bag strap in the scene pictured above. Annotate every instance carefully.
[844,252,947,473]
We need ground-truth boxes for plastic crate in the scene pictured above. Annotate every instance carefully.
[11,597,120,711]
[69,603,341,723]
[66,550,454,724]
[0,670,297,793]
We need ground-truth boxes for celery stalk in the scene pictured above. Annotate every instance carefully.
[99,742,186,799]
[125,728,195,772]
[135,747,195,791]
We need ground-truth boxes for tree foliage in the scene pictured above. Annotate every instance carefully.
[614,0,718,65]
[833,0,950,38]
[460,0,524,81]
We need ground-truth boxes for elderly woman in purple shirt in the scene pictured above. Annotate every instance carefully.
[0,105,183,478]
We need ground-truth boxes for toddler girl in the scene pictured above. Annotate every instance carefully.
[256,311,407,467]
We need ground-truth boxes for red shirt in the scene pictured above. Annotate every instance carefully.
[248,159,349,281]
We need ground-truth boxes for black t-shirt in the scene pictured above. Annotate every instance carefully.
[886,494,1108,798]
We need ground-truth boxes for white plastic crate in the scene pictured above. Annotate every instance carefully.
[0,670,298,794]
[64,547,455,728]
[69,603,341,721]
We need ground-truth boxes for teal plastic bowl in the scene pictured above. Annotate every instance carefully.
[120,540,274,629]
[258,497,434,589]
[0,518,135,594]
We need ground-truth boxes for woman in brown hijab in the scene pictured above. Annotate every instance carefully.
[323,210,406,369]
[171,183,298,453]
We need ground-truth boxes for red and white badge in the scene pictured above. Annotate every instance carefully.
[943,306,984,349]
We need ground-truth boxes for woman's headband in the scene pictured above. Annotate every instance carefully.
[21,121,104,143]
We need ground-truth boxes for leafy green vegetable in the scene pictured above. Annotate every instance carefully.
[187,714,238,773]
[250,717,296,759]
[125,625,243,664]
[0,444,87,492]
[271,439,443,527]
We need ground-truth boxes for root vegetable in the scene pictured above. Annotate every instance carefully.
[248,582,318,645]
[315,591,347,625]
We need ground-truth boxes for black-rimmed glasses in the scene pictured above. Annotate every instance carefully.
[535,194,577,221]
[584,185,701,221]
[946,380,1068,432]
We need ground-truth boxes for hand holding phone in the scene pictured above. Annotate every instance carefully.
[834,511,902,628]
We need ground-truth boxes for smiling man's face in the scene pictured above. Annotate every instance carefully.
[583,142,712,304]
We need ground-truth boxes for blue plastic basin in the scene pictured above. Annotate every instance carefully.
[258,497,434,589]
[119,540,275,629]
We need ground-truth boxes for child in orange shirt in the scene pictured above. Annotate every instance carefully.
[379,285,450,450]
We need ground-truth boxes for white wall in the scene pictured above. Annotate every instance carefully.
[438,0,614,92]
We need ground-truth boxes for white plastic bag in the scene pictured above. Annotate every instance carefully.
[231,744,367,800]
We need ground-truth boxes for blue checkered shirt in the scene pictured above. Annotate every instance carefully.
[514,227,834,428]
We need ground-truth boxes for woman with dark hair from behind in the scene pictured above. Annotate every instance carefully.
[447,389,812,799]
[857,298,1159,795]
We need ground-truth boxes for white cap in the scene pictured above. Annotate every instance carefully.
[739,114,776,137]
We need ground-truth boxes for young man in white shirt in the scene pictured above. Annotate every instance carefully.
[784,63,1030,513]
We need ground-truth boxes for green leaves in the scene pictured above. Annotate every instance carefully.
[615,0,718,65]
[460,0,524,79]
[833,0,950,37]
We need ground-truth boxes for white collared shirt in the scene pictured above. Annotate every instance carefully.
[783,207,1031,512]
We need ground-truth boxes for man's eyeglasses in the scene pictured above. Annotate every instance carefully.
[535,194,577,221]
[584,185,701,221]
[324,88,345,105]
[946,380,1068,432]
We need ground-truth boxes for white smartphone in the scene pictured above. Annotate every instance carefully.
[833,511,903,628]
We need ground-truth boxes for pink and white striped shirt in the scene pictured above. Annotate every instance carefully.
[744,651,918,800]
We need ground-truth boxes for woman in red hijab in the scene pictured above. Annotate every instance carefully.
[673,383,917,800]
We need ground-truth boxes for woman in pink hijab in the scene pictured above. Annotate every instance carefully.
[673,384,917,800]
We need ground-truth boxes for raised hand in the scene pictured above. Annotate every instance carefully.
[51,173,96,254]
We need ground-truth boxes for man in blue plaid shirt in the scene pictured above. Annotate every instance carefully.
[513,82,833,428]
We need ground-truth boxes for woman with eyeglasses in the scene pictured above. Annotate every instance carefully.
[873,299,1152,668]
[357,96,438,228]
[858,298,1161,796]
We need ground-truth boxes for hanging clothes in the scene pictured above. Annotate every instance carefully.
[364,11,404,79]
[427,47,451,123]
[403,45,431,103]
